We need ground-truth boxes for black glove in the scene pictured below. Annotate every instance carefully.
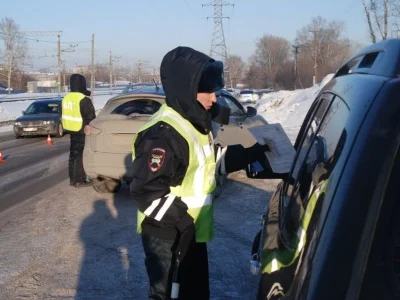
[173,214,195,261]
[245,142,270,164]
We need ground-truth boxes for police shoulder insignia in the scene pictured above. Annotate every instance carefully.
[148,148,166,172]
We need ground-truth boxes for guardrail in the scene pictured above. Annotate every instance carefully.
[0,89,123,103]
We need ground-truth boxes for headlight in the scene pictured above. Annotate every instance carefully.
[42,120,55,125]
[14,122,21,126]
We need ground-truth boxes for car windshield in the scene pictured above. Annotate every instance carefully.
[240,91,253,94]
[25,102,59,114]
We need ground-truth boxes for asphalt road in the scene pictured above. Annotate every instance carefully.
[0,130,280,299]
[0,132,70,212]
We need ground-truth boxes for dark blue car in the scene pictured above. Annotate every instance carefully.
[13,99,65,139]
[249,39,400,299]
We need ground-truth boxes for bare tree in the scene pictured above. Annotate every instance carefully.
[361,0,390,43]
[246,34,291,88]
[0,17,28,94]
[226,55,246,87]
[296,16,352,84]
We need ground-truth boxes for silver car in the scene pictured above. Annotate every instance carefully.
[83,85,268,193]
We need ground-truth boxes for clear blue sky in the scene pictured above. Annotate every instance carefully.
[2,0,370,72]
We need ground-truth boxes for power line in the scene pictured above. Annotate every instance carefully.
[336,0,358,18]
[0,31,90,44]
[202,0,234,88]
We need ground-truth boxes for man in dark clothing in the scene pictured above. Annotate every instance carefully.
[130,46,275,299]
[62,74,96,188]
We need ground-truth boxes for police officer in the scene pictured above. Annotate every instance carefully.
[62,74,96,188]
[130,46,271,299]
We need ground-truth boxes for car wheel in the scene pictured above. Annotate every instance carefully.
[92,176,122,193]
[15,135,23,139]
[55,123,64,138]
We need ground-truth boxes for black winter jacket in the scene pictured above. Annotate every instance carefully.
[69,74,96,135]
[129,47,271,241]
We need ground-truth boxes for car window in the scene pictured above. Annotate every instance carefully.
[25,102,60,114]
[219,94,245,117]
[240,91,254,95]
[110,99,161,116]
[281,93,350,230]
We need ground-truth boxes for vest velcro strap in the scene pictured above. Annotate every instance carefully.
[181,194,212,208]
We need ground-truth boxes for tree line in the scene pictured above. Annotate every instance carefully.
[1,1,399,92]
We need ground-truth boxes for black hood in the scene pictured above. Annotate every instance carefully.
[160,46,228,134]
[70,74,91,96]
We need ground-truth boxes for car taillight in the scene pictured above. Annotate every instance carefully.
[85,125,102,136]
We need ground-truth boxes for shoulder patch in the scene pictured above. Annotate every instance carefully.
[148,148,166,172]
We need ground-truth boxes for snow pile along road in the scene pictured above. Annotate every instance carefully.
[258,74,334,142]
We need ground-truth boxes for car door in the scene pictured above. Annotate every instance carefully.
[259,92,351,299]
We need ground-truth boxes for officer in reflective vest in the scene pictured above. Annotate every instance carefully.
[62,74,96,188]
[130,46,270,300]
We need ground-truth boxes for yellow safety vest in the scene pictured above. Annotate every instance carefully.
[61,92,85,132]
[133,104,217,242]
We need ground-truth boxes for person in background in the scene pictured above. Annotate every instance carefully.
[62,74,96,188]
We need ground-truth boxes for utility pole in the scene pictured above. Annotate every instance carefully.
[57,34,61,93]
[136,60,150,83]
[109,50,113,93]
[309,23,319,85]
[108,51,121,92]
[292,44,300,90]
[90,33,95,103]
[202,0,234,88]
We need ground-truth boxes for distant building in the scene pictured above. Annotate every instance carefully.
[25,72,57,81]
[27,80,59,93]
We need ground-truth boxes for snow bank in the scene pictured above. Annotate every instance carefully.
[0,94,117,123]
[258,73,334,142]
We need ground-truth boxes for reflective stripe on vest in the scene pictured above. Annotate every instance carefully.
[261,180,328,274]
[133,104,217,242]
[61,92,85,132]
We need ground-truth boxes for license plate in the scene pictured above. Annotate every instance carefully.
[23,127,38,132]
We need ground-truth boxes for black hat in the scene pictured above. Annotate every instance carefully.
[197,60,225,93]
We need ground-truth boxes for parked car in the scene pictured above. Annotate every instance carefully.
[225,88,241,97]
[13,99,64,139]
[83,85,268,193]
[248,39,400,299]
[239,89,259,104]
[121,83,154,94]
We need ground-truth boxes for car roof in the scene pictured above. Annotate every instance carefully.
[115,85,232,99]
[33,98,62,103]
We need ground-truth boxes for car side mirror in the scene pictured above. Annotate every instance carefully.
[246,161,289,180]
[246,106,257,117]
[22,110,26,114]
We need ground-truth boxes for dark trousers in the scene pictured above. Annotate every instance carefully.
[142,234,210,300]
[69,134,87,184]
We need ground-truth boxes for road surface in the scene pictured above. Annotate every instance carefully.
[0,131,280,299]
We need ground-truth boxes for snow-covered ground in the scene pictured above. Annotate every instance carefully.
[0,74,335,140]
[257,74,334,142]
